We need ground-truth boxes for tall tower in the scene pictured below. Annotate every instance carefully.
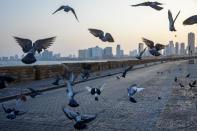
[175,42,179,55]
[188,32,195,56]
[180,42,185,56]
[116,45,120,58]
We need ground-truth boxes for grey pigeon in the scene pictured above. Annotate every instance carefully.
[62,108,96,129]
[81,64,91,81]
[14,37,56,64]
[122,66,133,78]
[174,76,177,82]
[66,81,85,107]
[86,84,106,101]
[27,88,42,98]
[186,73,190,78]
[127,84,144,103]
[168,10,180,31]
[183,15,197,25]
[2,104,27,120]
[131,1,164,11]
[179,83,184,88]
[0,76,16,89]
[88,29,114,42]
[143,38,165,56]
[136,47,147,60]
[53,5,79,22]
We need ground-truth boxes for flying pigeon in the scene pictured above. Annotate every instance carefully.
[174,76,177,82]
[127,84,144,103]
[189,80,197,89]
[66,81,85,107]
[2,104,27,119]
[69,72,78,86]
[142,38,165,56]
[186,74,190,78]
[86,84,106,101]
[131,1,164,11]
[183,15,197,25]
[179,83,184,88]
[0,76,17,89]
[81,64,91,81]
[27,88,42,98]
[53,5,79,22]
[62,108,96,130]
[88,29,114,42]
[136,47,147,60]
[14,37,56,64]
[16,94,27,105]
[168,10,181,31]
[122,65,133,78]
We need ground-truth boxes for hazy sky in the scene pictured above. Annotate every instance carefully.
[0,0,197,57]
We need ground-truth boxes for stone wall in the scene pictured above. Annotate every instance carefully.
[0,56,195,84]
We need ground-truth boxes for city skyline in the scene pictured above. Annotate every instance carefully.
[0,0,197,57]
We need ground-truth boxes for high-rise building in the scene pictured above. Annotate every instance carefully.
[129,50,137,56]
[188,32,195,56]
[78,49,86,59]
[175,42,179,55]
[92,46,103,59]
[180,42,185,56]
[120,50,124,57]
[138,43,144,56]
[116,45,121,57]
[169,41,175,55]
[87,48,93,59]
[103,47,113,58]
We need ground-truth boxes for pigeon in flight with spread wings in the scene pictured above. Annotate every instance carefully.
[168,10,181,31]
[86,83,106,101]
[88,28,114,42]
[131,1,164,11]
[14,37,56,64]
[122,66,133,78]
[62,108,96,129]
[27,88,42,98]
[142,38,165,56]
[66,81,86,107]
[53,5,79,22]
[136,47,147,60]
[183,15,197,25]
[127,84,144,103]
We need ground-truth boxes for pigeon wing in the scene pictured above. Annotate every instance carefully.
[81,114,96,123]
[70,8,79,22]
[150,5,163,11]
[142,38,154,48]
[14,37,32,53]
[34,37,56,53]
[183,15,197,25]
[53,6,65,14]
[173,10,181,24]
[105,33,114,42]
[62,108,78,120]
[99,83,106,91]
[85,86,92,92]
[73,89,86,96]
[2,104,9,113]
[140,47,147,57]
[155,44,165,51]
[131,2,150,7]
[27,87,36,93]
[88,29,104,38]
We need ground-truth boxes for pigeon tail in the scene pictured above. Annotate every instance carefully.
[129,97,137,103]
[74,121,87,129]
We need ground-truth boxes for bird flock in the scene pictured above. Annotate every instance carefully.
[1,1,197,130]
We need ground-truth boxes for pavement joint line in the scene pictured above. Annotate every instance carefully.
[0,59,192,103]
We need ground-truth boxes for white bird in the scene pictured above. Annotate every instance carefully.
[168,10,181,31]
[127,84,144,103]
[14,37,56,64]
[88,29,114,42]
[53,5,79,22]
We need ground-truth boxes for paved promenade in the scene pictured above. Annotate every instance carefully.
[0,60,196,131]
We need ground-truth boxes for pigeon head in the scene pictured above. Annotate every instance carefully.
[22,53,36,64]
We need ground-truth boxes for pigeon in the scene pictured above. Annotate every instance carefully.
[192,80,196,86]
[168,10,181,31]
[142,38,165,56]
[131,1,164,11]
[62,108,96,130]
[16,94,27,105]
[0,76,17,89]
[66,81,85,107]
[81,64,91,81]
[52,76,61,85]
[14,37,56,64]
[52,71,75,86]
[174,76,177,82]
[88,28,114,42]
[116,76,121,79]
[136,47,147,60]
[158,96,162,100]
[69,72,78,86]
[2,104,27,119]
[179,83,184,88]
[189,83,197,89]
[127,84,144,103]
[186,74,190,78]
[183,15,197,25]
[53,5,79,22]
[86,84,106,101]
[27,88,42,98]
[122,65,133,78]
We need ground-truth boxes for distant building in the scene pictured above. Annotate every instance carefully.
[164,45,170,56]
[78,49,86,59]
[2,57,8,61]
[87,48,93,59]
[180,42,185,56]
[103,47,113,58]
[169,41,175,55]
[188,32,195,56]
[138,43,144,56]
[116,45,121,58]
[120,50,124,57]
[175,42,179,55]
[92,46,103,59]
[129,50,137,56]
